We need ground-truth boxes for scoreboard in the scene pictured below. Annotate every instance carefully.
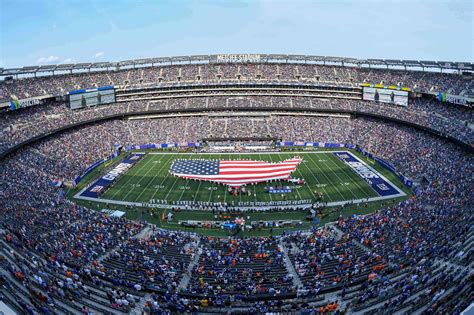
[69,86,115,110]
[363,87,409,107]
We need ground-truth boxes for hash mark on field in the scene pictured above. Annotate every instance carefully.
[164,174,181,201]
[325,153,373,199]
[305,153,347,200]
[124,156,166,201]
[143,154,176,202]
[193,179,202,203]
[298,154,333,201]
[177,180,191,201]
[108,154,156,200]
[133,154,174,202]
[278,152,303,201]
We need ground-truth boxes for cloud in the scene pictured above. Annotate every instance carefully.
[62,58,74,63]
[93,52,104,58]
[37,56,60,64]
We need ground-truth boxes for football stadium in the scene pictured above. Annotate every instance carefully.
[0,1,473,314]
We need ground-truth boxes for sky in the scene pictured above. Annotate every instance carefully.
[0,0,472,68]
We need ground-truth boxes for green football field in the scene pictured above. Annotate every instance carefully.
[98,151,387,205]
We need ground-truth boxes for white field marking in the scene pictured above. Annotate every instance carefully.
[297,153,336,201]
[134,154,175,202]
[106,154,157,200]
[277,152,303,200]
[339,151,406,197]
[324,152,373,199]
[121,155,169,202]
[305,153,349,201]
[73,193,406,210]
[148,154,179,202]
[259,153,272,202]
[193,179,202,203]
[306,152,361,200]
[163,171,182,201]
[175,153,205,202]
[74,150,406,208]
[299,156,332,201]
[177,179,191,201]
[106,154,153,199]
[289,155,319,201]
[147,150,340,155]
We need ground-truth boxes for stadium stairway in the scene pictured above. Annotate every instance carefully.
[331,224,375,256]
[134,225,153,239]
[86,225,153,268]
[178,235,202,291]
[129,292,152,315]
[327,223,344,240]
[279,240,303,288]
[350,263,445,314]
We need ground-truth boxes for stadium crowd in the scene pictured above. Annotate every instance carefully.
[1,94,472,155]
[1,63,471,101]
[0,111,472,313]
[12,114,469,182]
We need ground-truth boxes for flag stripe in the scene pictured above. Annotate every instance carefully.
[173,169,298,180]
[219,166,299,174]
[220,163,300,169]
[170,157,302,187]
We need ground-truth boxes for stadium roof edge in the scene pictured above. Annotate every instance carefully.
[1,54,471,77]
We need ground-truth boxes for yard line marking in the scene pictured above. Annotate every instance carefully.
[306,153,360,200]
[74,150,407,209]
[276,152,303,201]
[122,155,168,201]
[135,154,176,202]
[325,153,373,199]
[193,179,202,203]
[258,153,272,202]
[164,173,181,201]
[147,150,339,155]
[148,154,178,202]
[305,153,348,201]
[177,178,191,202]
[297,153,335,201]
[284,153,319,201]
[107,154,157,200]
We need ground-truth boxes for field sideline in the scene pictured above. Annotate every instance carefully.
[75,150,406,208]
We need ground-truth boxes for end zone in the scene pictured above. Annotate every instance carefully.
[77,153,145,199]
[333,151,405,199]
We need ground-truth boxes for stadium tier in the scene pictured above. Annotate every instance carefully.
[0,56,472,314]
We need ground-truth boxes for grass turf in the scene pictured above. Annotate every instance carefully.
[69,149,412,237]
[101,151,380,204]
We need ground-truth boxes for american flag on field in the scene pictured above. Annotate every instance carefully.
[170,157,303,187]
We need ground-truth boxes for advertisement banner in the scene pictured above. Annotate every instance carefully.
[9,96,45,111]
[73,158,106,186]
[437,92,471,107]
